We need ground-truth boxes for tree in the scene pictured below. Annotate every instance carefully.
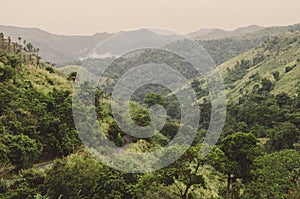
[26,43,33,53]
[91,165,135,199]
[152,145,206,199]
[45,153,101,199]
[209,133,258,199]
[67,71,77,81]
[244,149,300,198]
[260,78,273,92]
[18,37,22,45]
[272,70,280,81]
[36,48,40,57]
[266,122,300,152]
[8,134,39,168]
[7,37,11,46]
[8,168,46,198]
[6,53,21,68]
[0,63,16,81]
[144,93,166,108]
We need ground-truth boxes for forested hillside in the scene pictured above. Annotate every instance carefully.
[0,26,300,199]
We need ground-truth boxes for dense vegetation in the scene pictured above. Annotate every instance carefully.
[0,27,300,199]
[0,34,81,169]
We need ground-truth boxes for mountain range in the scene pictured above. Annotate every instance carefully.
[0,25,267,66]
[1,24,299,66]
[187,25,265,40]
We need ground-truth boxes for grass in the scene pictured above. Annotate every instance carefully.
[218,31,300,101]
[24,66,72,93]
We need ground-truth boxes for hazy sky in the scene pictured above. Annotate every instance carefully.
[1,0,300,35]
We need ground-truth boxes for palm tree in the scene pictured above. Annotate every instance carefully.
[0,32,4,48]
[17,37,23,50]
[26,43,33,53]
[7,37,11,46]
[36,56,41,67]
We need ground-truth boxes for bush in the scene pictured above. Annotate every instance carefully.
[0,178,7,194]
[272,71,280,81]
[45,66,55,73]
[285,66,292,73]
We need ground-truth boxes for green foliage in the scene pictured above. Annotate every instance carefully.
[45,153,101,198]
[144,93,166,108]
[34,194,49,199]
[0,178,7,194]
[198,36,267,66]
[0,64,16,81]
[45,66,55,73]
[285,64,296,73]
[91,165,135,199]
[244,149,300,199]
[266,122,300,152]
[5,168,46,199]
[260,78,274,92]
[224,58,259,84]
[152,144,206,199]
[1,30,300,199]
[272,70,280,81]
[67,71,77,81]
[220,133,258,181]
[8,135,39,168]
[219,31,300,99]
[209,133,258,198]
[0,53,21,68]
[0,37,81,168]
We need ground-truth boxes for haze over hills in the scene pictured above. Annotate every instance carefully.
[1,21,300,198]
[187,25,266,40]
[0,23,299,66]
[0,25,113,65]
[88,28,183,59]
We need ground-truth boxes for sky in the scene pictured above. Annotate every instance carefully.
[0,0,300,35]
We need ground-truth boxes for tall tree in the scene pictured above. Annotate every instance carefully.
[209,133,258,199]
[244,149,300,198]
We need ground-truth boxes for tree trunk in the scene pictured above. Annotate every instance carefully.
[226,174,231,199]
[232,177,237,199]
[182,185,191,199]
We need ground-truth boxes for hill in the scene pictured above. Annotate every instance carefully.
[0,33,81,172]
[218,31,300,100]
[1,23,300,68]
[197,23,300,65]
[188,25,265,40]
[1,27,300,198]
[0,25,112,66]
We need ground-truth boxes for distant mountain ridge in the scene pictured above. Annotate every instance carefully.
[0,25,113,65]
[1,24,299,66]
[188,25,265,40]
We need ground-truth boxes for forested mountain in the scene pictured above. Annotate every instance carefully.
[0,25,112,65]
[0,33,82,168]
[1,23,299,67]
[198,23,300,65]
[1,26,300,199]
[188,25,265,40]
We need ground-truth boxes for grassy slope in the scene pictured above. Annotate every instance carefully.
[23,66,72,92]
[218,31,300,101]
